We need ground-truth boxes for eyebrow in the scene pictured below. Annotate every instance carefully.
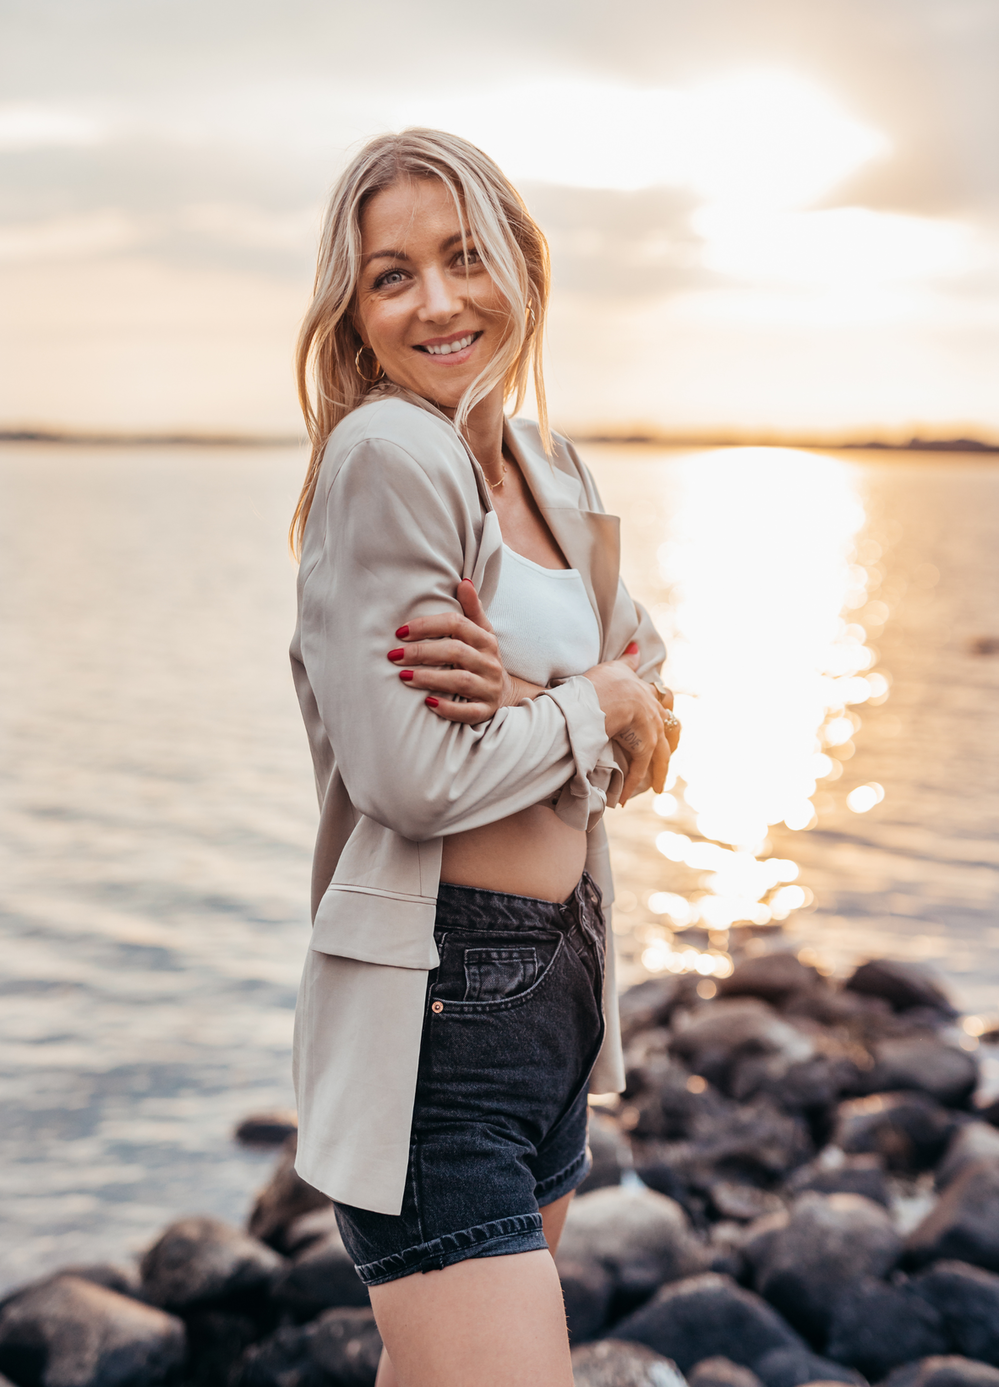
[363,231,474,266]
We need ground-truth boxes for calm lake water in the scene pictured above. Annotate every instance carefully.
[1,441,997,1292]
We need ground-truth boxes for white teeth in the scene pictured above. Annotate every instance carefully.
[424,334,475,355]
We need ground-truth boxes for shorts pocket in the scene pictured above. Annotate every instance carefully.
[463,947,538,1001]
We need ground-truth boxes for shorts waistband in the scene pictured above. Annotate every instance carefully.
[435,871,600,934]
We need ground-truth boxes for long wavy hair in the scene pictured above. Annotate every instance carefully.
[290,127,552,556]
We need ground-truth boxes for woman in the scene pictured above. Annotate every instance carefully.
[290,128,679,1387]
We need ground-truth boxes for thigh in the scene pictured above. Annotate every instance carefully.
[369,1250,573,1387]
[539,1190,574,1256]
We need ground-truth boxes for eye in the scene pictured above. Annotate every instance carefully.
[373,268,407,289]
[455,248,482,269]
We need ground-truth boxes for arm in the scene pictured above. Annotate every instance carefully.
[299,437,613,842]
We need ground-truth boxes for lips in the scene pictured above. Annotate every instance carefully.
[414,331,482,356]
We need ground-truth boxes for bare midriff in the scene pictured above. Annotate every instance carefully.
[440,802,588,903]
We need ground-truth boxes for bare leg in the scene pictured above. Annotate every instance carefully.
[372,1190,576,1387]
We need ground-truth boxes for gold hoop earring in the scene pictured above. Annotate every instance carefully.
[354,344,384,384]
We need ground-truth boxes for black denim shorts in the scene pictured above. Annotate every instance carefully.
[334,872,606,1286]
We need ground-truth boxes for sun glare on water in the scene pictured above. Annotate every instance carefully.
[636,449,888,978]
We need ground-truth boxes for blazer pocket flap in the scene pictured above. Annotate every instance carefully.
[311,885,440,970]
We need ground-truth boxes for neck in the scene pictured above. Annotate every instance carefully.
[439,383,507,485]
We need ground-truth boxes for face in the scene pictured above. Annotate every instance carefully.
[353,176,512,410]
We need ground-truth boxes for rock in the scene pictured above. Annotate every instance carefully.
[578,1111,630,1193]
[753,1346,863,1387]
[559,1259,615,1343]
[271,1226,369,1321]
[744,1192,901,1342]
[282,1205,343,1257]
[183,1310,260,1387]
[709,1184,785,1223]
[936,1123,999,1189]
[787,1155,890,1208]
[824,1277,948,1380]
[912,1260,999,1366]
[844,961,956,1019]
[717,954,822,1007]
[856,1039,978,1109]
[556,1187,707,1310]
[835,1093,955,1174]
[247,1134,332,1253]
[233,1306,382,1387]
[670,1001,815,1099]
[906,1160,999,1272]
[140,1216,284,1312]
[0,1274,185,1387]
[878,1357,999,1387]
[234,1111,299,1148]
[571,1339,688,1387]
[613,1272,804,1373]
[688,1357,765,1387]
[0,1264,141,1312]
[620,977,697,1044]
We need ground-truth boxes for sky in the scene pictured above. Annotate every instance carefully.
[2,0,998,440]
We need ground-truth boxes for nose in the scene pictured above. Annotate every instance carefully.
[418,265,463,324]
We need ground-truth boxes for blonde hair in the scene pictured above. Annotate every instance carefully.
[291,127,551,555]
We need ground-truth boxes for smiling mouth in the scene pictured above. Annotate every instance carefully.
[414,331,482,356]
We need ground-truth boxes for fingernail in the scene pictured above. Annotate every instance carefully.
[425,696,439,708]
[387,648,404,662]
[400,670,414,682]
[626,642,639,654]
[395,625,409,639]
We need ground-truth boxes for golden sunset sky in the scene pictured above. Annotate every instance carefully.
[2,0,997,440]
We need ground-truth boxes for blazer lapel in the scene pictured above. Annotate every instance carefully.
[505,423,622,656]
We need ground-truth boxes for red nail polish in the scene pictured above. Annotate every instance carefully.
[395,625,410,639]
[425,696,439,708]
[626,642,639,654]
[387,648,404,662]
[400,670,414,681]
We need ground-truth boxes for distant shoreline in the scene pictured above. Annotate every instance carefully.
[2,427,998,455]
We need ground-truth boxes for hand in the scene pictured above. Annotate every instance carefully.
[584,643,679,805]
[388,581,542,724]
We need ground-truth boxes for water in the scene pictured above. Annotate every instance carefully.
[1,441,997,1292]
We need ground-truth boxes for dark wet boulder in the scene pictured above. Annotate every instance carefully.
[878,1358,999,1387]
[571,1338,687,1386]
[753,1346,863,1387]
[578,1111,630,1192]
[824,1277,948,1380]
[853,1038,978,1109]
[559,1258,615,1343]
[233,1306,381,1387]
[271,1225,369,1321]
[912,1260,999,1366]
[787,1156,891,1208]
[140,1216,284,1312]
[556,1187,707,1310]
[906,1160,999,1273]
[844,961,956,1018]
[620,977,698,1043]
[717,953,822,1008]
[670,1001,815,1099]
[0,1273,185,1387]
[688,1357,765,1387]
[183,1310,261,1387]
[247,1134,332,1253]
[282,1205,343,1256]
[708,1183,785,1223]
[834,1093,955,1174]
[744,1192,901,1342]
[0,1264,141,1311]
[613,1272,804,1373]
[935,1123,999,1189]
[234,1111,299,1148]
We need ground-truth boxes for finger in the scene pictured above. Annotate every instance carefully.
[388,638,495,673]
[395,610,496,650]
[456,579,495,634]
[618,727,653,807]
[397,667,497,698]
[662,714,681,755]
[423,695,493,725]
[621,640,640,671]
[657,684,675,712]
[650,726,671,795]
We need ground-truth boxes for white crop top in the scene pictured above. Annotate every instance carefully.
[486,544,602,687]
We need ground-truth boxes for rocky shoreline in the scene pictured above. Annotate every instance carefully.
[3,951,999,1387]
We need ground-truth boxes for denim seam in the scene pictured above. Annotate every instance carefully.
[352,1212,547,1286]
[535,1146,590,1202]
[429,933,568,1015]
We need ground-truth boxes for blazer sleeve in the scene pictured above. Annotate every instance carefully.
[298,436,613,843]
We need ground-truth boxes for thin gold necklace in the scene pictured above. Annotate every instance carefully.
[488,462,508,491]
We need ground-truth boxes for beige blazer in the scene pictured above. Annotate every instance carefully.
[290,384,666,1215]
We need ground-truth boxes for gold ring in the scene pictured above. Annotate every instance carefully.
[661,707,681,732]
